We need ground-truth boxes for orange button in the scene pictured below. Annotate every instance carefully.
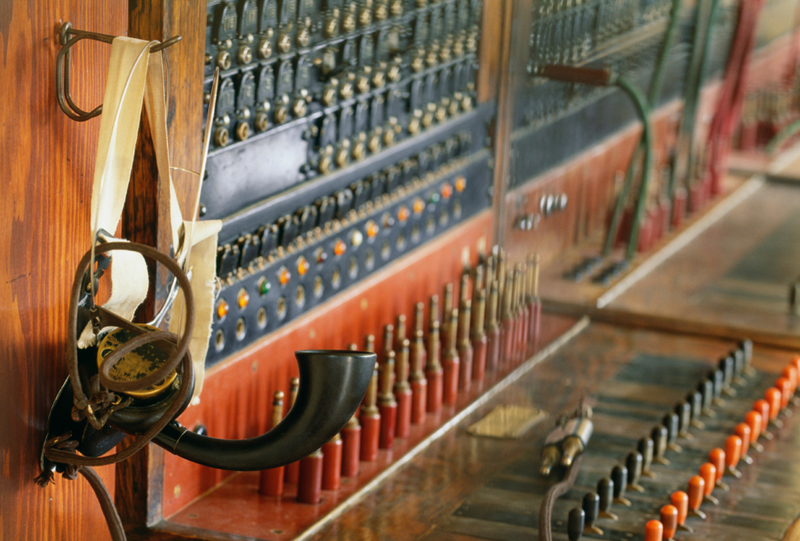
[297,256,310,276]
[644,520,663,541]
[237,288,250,309]
[670,491,688,526]
[366,220,379,238]
[792,355,800,374]
[708,449,725,482]
[413,198,425,214]
[660,505,677,541]
[397,206,410,222]
[441,183,453,199]
[217,299,230,320]
[753,399,770,424]
[687,476,704,511]
[334,239,346,256]
[776,377,791,408]
[765,387,782,418]
[455,176,466,192]
[734,422,751,455]
[725,435,741,469]
[699,462,715,496]
[278,266,291,286]
[745,410,762,441]
[783,365,797,394]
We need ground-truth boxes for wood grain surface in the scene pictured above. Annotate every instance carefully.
[0,2,127,540]
[117,0,207,529]
[609,181,800,341]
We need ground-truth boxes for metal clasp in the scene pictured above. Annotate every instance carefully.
[55,22,182,121]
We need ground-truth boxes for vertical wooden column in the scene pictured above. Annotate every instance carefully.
[487,0,521,247]
[115,0,206,528]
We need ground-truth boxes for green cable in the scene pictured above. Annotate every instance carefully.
[684,0,723,181]
[602,0,682,257]
[765,118,800,154]
[613,76,654,261]
[668,0,721,199]
[648,0,685,103]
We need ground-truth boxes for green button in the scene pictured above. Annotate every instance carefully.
[259,278,272,296]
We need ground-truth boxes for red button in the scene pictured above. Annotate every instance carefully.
[441,183,453,199]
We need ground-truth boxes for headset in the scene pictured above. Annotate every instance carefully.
[40,241,376,477]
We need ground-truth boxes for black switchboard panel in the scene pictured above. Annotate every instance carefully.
[510,0,738,188]
[200,0,494,364]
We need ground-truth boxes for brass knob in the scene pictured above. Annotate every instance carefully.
[375,2,388,20]
[255,112,270,132]
[322,87,337,106]
[416,0,427,6]
[453,40,464,57]
[358,7,372,26]
[257,38,272,59]
[422,112,433,128]
[277,33,291,53]
[448,100,460,116]
[275,106,288,124]
[236,121,250,141]
[368,134,381,153]
[324,17,339,38]
[426,50,438,67]
[214,127,230,147]
[390,0,403,15]
[292,99,307,118]
[343,12,356,33]
[411,57,424,73]
[335,147,349,167]
[372,71,385,88]
[296,27,310,48]
[237,46,253,65]
[461,95,473,111]
[466,32,477,52]
[408,117,420,134]
[340,82,354,100]
[356,76,370,94]
[216,50,232,70]
[439,46,451,62]
[383,129,395,146]
[435,106,446,122]
[319,155,332,174]
[352,141,366,161]
[387,65,401,82]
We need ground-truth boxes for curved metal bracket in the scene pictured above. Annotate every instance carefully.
[154,350,376,471]
[55,22,182,122]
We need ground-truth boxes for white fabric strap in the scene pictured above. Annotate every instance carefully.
[79,37,220,399]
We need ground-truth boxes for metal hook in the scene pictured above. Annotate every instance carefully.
[55,22,182,122]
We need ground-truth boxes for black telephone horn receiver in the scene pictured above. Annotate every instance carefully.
[154,350,376,471]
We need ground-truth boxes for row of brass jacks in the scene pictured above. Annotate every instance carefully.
[258,377,337,503]
[297,250,542,502]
